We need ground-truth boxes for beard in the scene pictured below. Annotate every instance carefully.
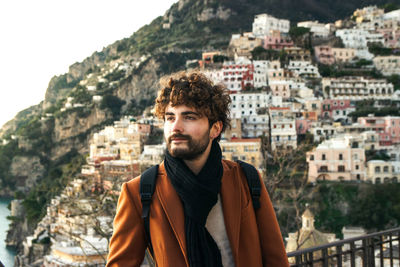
[166,130,211,160]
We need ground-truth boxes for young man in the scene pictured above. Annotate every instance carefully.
[107,72,289,267]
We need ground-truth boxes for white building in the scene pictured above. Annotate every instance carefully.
[383,9,400,21]
[202,68,225,85]
[139,144,166,166]
[297,21,330,38]
[287,61,320,78]
[230,92,273,119]
[335,29,384,50]
[222,58,254,92]
[242,114,270,138]
[253,60,270,88]
[269,107,297,150]
[322,77,394,100]
[252,13,290,38]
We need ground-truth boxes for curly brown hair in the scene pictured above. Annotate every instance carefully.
[154,71,231,141]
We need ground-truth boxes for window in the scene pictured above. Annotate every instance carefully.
[375,166,381,173]
[322,154,326,160]
[338,165,345,172]
[320,166,328,172]
[339,154,343,160]
[356,165,359,170]
[383,166,389,173]
[310,155,314,161]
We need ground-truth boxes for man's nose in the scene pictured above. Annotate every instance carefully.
[172,117,183,132]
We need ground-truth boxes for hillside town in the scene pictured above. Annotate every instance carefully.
[11,5,400,266]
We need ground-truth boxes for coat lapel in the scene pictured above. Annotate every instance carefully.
[156,162,188,262]
[220,161,241,262]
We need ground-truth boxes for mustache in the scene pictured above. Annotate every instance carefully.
[168,134,191,142]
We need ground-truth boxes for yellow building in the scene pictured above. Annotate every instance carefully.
[332,48,356,63]
[220,138,264,171]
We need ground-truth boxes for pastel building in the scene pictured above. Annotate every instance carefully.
[321,99,355,123]
[373,56,400,76]
[252,13,290,38]
[331,48,356,63]
[304,98,323,119]
[307,136,366,182]
[357,115,400,145]
[314,46,335,65]
[366,160,398,184]
[227,32,263,59]
[269,80,292,99]
[223,118,242,140]
[263,30,294,50]
[220,138,264,171]
[284,47,311,61]
[353,6,384,24]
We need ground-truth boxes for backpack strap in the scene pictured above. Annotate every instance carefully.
[237,160,261,210]
[140,164,159,256]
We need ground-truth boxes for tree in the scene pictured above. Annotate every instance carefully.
[100,95,126,117]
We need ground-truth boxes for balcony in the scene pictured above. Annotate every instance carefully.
[288,227,400,267]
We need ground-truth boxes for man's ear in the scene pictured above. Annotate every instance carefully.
[210,121,223,140]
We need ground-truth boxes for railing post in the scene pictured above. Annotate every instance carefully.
[295,254,302,266]
[322,248,328,267]
[369,236,375,267]
[379,235,384,267]
[307,251,313,266]
[336,245,342,267]
[389,233,393,267]
[350,241,356,267]
[362,239,368,267]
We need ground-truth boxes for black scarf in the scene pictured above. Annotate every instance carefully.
[164,140,223,267]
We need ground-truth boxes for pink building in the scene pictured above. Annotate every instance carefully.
[377,28,400,48]
[269,80,291,99]
[314,46,335,65]
[296,119,313,135]
[263,30,294,50]
[321,99,355,123]
[357,115,400,145]
[307,137,366,183]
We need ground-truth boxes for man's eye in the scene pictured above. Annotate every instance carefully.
[186,116,195,120]
[166,117,174,121]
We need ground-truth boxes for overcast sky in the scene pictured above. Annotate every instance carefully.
[0,0,178,127]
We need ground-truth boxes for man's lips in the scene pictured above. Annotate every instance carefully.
[169,135,190,142]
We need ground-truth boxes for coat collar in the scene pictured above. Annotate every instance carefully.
[156,161,241,264]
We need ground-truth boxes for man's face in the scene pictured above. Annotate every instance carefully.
[164,104,212,160]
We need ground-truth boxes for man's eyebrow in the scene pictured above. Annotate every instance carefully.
[165,112,175,116]
[181,111,201,116]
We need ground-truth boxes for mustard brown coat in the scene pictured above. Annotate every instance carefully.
[107,160,289,267]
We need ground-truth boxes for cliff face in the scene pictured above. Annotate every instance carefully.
[10,156,45,192]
